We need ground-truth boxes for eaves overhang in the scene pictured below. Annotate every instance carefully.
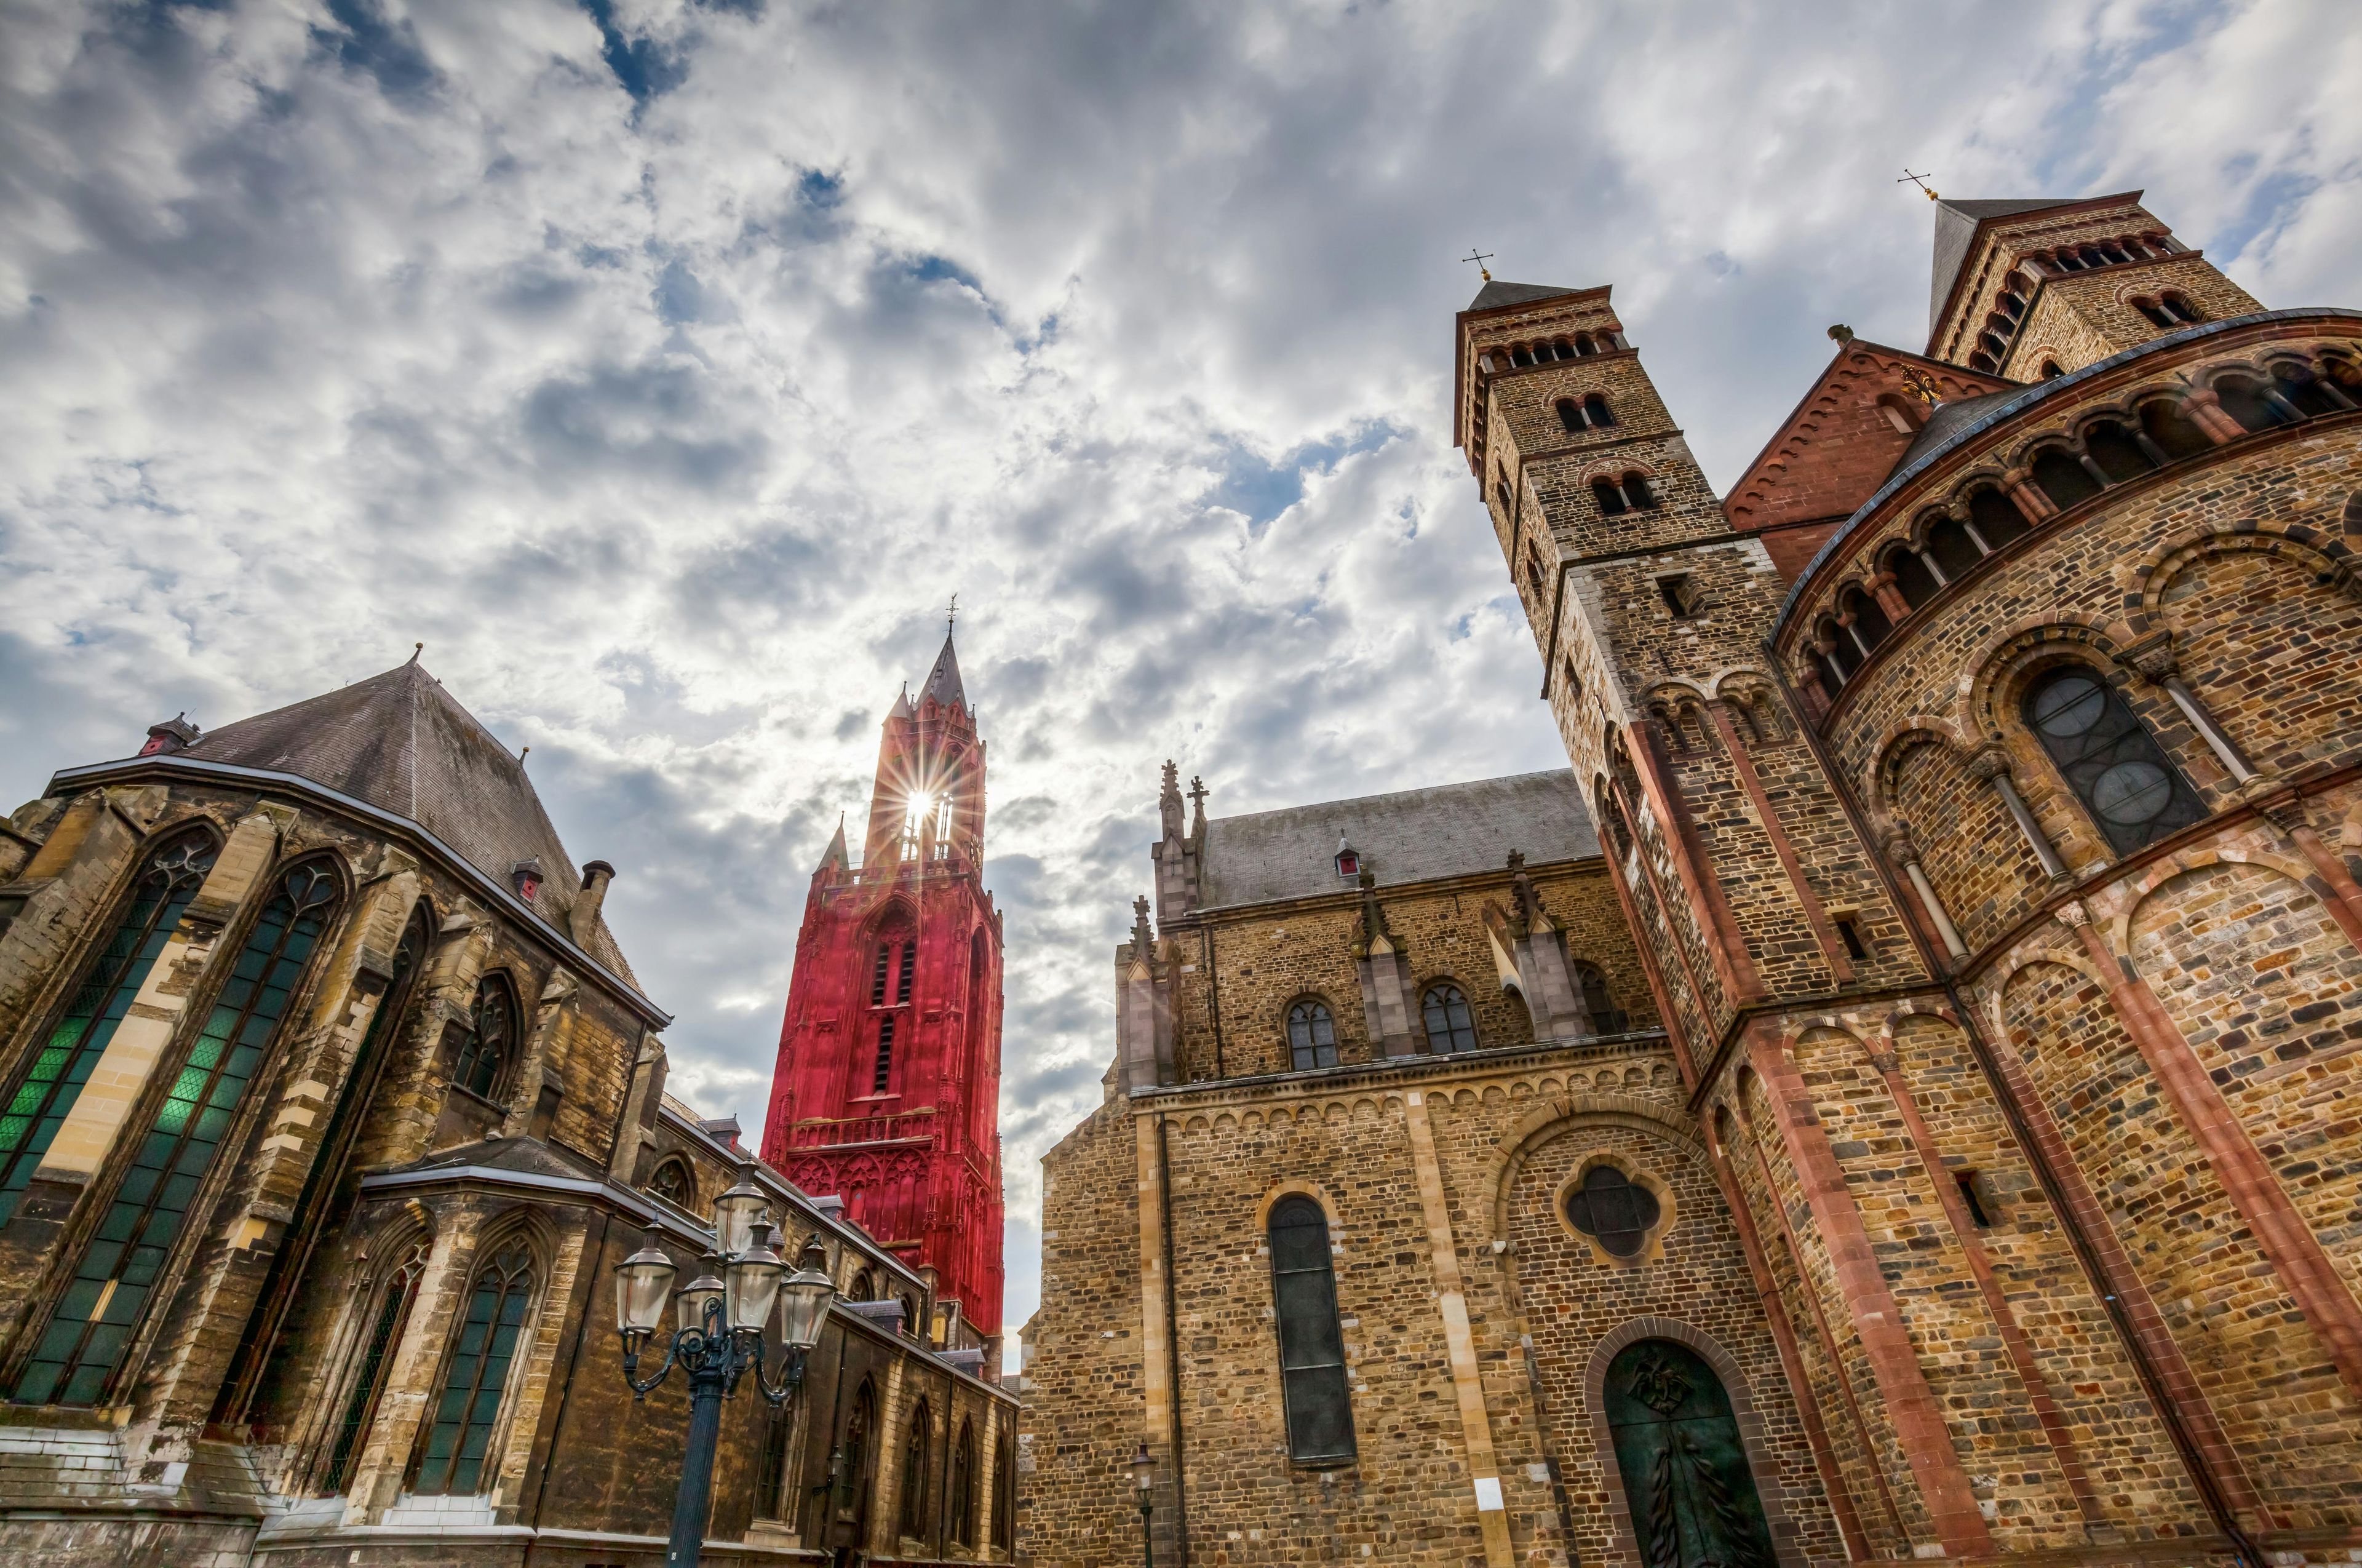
[46,753,672,1030]
[1769,308,2362,647]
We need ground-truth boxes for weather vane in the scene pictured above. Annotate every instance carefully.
[1461,248,1495,282]
[947,593,958,635]
[1899,365,1943,406]
[1898,169,1939,202]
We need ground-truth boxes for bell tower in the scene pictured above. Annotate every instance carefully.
[759,631,1006,1334]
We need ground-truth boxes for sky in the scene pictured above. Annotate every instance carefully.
[3,0,2359,1346]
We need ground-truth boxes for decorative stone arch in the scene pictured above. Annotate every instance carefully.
[1775,1014,1875,1055]
[1550,1148,1680,1267]
[1954,613,2137,742]
[1982,940,2116,1048]
[1880,996,1962,1038]
[2109,845,2328,957]
[2120,519,2362,637]
[1583,1316,1811,1568]
[1583,458,1663,487]
[1254,1177,1345,1235]
[1483,1092,1706,1247]
[1868,717,1973,818]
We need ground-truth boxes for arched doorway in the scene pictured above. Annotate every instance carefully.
[1604,1339,1776,1568]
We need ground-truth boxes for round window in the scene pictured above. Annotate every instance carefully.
[1565,1164,1662,1259]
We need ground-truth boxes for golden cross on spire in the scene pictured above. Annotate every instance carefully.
[1898,169,1939,201]
[1461,248,1495,282]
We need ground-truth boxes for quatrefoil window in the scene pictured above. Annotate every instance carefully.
[1564,1164,1661,1259]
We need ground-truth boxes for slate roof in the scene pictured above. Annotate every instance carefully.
[1467,279,1582,312]
[177,659,639,984]
[920,632,966,709]
[1929,197,2080,338]
[1891,384,2022,472]
[1198,770,1596,910]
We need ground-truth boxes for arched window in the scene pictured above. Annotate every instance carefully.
[1922,513,1981,580]
[949,1419,978,1547]
[453,975,515,1100]
[2029,447,2101,511]
[829,1380,877,1542]
[323,1236,431,1492]
[1494,478,1515,517]
[1883,544,1939,609]
[756,1399,792,1519]
[1592,477,1629,517]
[1268,1196,1354,1463]
[1556,398,1584,434]
[2140,397,2214,460]
[2160,293,2203,324]
[0,829,216,1228]
[1286,1000,1337,1070]
[1572,961,1626,1032]
[1837,585,1890,653]
[2134,296,2177,329]
[1965,485,2029,549]
[897,1399,931,1538]
[2083,420,2159,482]
[1421,984,1478,1053]
[2213,375,2291,433]
[849,1268,876,1302]
[412,1240,535,1494]
[1510,344,1535,367]
[1585,393,1616,428]
[2023,667,2208,855]
[1604,1340,1777,1568]
[1621,472,1658,509]
[647,1156,694,1209]
[9,858,342,1408]
[2039,359,2066,380]
[1574,332,1596,356]
[993,1435,1016,1550]
[2273,362,2348,418]
[1551,337,1575,360]
[901,1292,920,1340]
[1815,617,1858,685]
[1565,1164,1661,1257]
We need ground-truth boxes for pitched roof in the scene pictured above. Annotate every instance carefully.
[1890,384,2022,472]
[1198,770,1596,910]
[1467,279,1583,312]
[178,660,636,982]
[1929,197,2080,338]
[919,632,966,709]
[816,815,850,875]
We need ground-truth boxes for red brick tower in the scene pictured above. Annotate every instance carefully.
[760,632,1006,1334]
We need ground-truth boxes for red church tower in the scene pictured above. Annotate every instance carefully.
[760,632,1006,1334]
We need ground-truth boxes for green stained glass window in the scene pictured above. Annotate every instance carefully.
[0,833,215,1228]
[324,1237,430,1492]
[412,1243,535,1495]
[9,859,340,1408]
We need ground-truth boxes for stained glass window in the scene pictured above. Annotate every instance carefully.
[0,832,215,1228]
[1268,1196,1353,1462]
[2024,667,2208,855]
[324,1236,430,1492]
[1566,1164,1662,1259]
[412,1242,534,1495]
[1286,1001,1337,1071]
[451,978,514,1100]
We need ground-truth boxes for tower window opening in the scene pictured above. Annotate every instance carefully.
[1556,399,1583,434]
[1551,338,1575,360]
[872,1015,897,1094]
[1591,478,1628,517]
[1954,1170,1995,1228]
[895,941,915,1005]
[1832,915,1868,961]
[2159,292,2202,325]
[2039,359,2065,380]
[1511,345,1535,367]
[1584,392,1616,428]
[1621,472,1658,509]
[1574,333,1596,356]
[870,943,893,1006]
[1657,575,1700,619]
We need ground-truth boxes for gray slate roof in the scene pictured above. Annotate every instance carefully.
[1198,770,1596,910]
[180,660,637,983]
[920,632,966,709]
[1467,279,1581,312]
[1892,384,2022,472]
[1930,197,2078,337]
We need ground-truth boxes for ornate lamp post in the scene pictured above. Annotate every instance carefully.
[615,1159,838,1568]
[1130,1438,1156,1568]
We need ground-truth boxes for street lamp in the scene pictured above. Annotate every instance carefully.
[1130,1438,1156,1568]
[616,1158,838,1568]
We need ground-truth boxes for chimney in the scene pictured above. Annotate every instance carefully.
[571,860,615,945]
[138,714,201,757]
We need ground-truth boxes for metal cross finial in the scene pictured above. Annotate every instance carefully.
[947,593,958,635]
[1461,248,1495,282]
[1898,169,1939,201]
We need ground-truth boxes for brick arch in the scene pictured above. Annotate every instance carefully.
[2123,520,2362,635]
[1483,1092,1705,1246]
[1583,1316,1811,1568]
[1880,996,1961,1036]
[1583,459,1663,487]
[1954,614,2136,741]
[1981,941,2115,1047]
[2107,844,2328,954]
[1869,719,1970,818]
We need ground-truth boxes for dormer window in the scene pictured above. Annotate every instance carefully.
[1334,837,1360,879]
[511,858,544,903]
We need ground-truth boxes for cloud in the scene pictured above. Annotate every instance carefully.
[2,0,2356,1345]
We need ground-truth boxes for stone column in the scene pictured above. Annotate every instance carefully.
[2003,468,2058,523]
[2118,632,2259,786]
[1881,827,1969,962]
[1968,746,2070,881]
[2176,388,2246,445]
[1868,570,1911,623]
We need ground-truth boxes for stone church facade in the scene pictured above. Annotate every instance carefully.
[0,658,1017,1564]
[1019,191,2362,1568]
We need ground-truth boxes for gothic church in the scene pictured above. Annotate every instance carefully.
[1019,190,2362,1568]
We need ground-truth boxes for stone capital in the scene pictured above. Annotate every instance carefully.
[2118,629,2179,682]
[1966,744,2015,784]
[2054,899,2093,929]
[1877,825,1921,867]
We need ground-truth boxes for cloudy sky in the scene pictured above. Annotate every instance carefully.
[3,0,2358,1340]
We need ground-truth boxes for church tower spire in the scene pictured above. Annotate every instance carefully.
[761,628,1005,1335]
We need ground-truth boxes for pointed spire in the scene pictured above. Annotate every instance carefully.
[920,631,966,711]
[1131,894,1155,954]
[1159,760,1185,840]
[817,814,850,876]
[888,682,915,722]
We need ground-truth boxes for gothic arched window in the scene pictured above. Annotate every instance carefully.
[849,1268,876,1302]
[950,1419,979,1546]
[993,1435,1016,1550]
[324,1236,431,1492]
[1286,1000,1338,1070]
[1421,984,1478,1054]
[0,828,216,1228]
[647,1156,694,1210]
[1573,962,1626,1033]
[897,1398,931,1538]
[453,975,515,1100]
[1268,1196,1354,1463]
[9,857,342,1408]
[2023,666,2208,855]
[413,1241,536,1495]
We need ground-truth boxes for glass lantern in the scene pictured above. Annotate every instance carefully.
[712,1158,769,1258]
[725,1224,785,1334]
[677,1252,727,1334]
[776,1235,837,1351]
[614,1227,677,1337]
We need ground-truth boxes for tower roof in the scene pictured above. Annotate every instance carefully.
[180,659,588,913]
[1928,197,2082,336]
[918,632,966,710]
[1466,279,1583,313]
[817,814,850,874]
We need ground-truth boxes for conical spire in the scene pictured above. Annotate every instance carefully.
[919,632,966,711]
[816,814,850,875]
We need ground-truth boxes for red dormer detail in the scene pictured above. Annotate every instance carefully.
[760,632,1006,1334]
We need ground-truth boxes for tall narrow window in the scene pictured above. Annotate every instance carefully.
[873,1015,897,1094]
[897,1399,931,1538]
[993,1436,1016,1551]
[1556,399,1584,434]
[1422,984,1478,1053]
[1573,963,1626,1033]
[871,942,894,1005]
[2023,666,2208,855]
[1622,472,1658,509]
[9,859,342,1407]
[0,830,215,1227]
[451,976,514,1100]
[1285,1001,1337,1070]
[894,941,915,1005]
[1592,478,1629,517]
[756,1402,792,1519]
[412,1241,535,1495]
[323,1236,430,1492]
[950,1419,977,1546]
[1268,1196,1354,1463]
[1584,393,1616,428]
